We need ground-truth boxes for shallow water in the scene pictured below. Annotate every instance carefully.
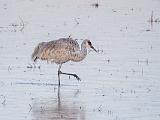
[0,0,160,120]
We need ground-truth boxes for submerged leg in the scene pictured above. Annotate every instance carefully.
[58,64,81,84]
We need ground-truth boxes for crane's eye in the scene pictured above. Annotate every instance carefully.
[88,41,92,46]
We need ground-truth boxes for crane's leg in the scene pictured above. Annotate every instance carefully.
[58,64,62,86]
[58,64,81,82]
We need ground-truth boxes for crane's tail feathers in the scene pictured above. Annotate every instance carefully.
[31,43,43,62]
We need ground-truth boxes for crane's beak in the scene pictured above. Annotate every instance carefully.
[91,45,98,52]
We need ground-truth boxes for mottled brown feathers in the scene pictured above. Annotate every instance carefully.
[31,38,81,64]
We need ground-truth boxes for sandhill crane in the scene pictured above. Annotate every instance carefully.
[31,37,97,86]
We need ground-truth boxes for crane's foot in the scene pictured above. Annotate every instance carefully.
[58,70,81,81]
[72,74,81,81]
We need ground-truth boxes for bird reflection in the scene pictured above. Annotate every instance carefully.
[32,86,85,120]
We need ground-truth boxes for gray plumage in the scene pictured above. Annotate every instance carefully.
[31,37,97,86]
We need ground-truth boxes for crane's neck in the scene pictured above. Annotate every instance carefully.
[70,41,87,62]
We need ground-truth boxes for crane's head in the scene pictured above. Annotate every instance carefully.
[84,39,97,52]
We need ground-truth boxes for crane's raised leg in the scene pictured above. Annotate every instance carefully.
[58,64,81,86]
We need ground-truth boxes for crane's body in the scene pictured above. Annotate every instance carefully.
[31,37,97,86]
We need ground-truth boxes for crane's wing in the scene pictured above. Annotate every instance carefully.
[32,38,80,63]
[52,38,80,52]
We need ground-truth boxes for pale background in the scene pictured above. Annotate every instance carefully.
[0,0,160,120]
